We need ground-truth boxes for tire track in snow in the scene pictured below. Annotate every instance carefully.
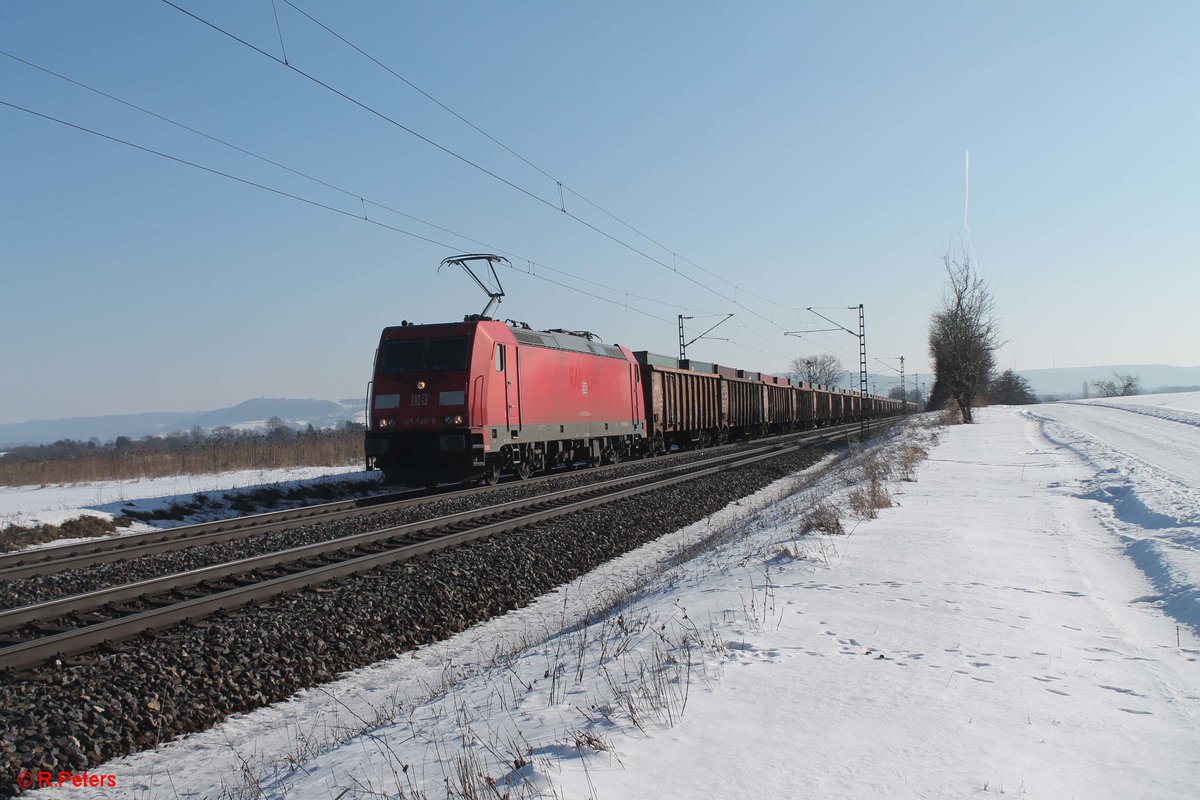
[1026,406,1200,636]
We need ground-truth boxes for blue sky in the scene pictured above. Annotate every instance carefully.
[2,1,1197,424]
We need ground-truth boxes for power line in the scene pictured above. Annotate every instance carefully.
[159,0,808,343]
[277,0,558,185]
[280,0,807,318]
[0,98,726,336]
[160,0,558,209]
[7,14,837,366]
[0,96,815,366]
[0,49,717,321]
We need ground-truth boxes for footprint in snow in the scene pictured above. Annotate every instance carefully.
[1046,688,1070,696]
[1120,708,1153,715]
[1100,685,1146,697]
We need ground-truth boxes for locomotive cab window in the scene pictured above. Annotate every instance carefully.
[427,337,470,371]
[379,336,470,374]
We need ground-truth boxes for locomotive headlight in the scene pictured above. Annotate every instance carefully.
[416,380,427,390]
[377,418,391,428]
[453,414,464,425]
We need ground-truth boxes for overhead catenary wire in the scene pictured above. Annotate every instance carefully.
[0,98,711,332]
[0,96,811,365]
[0,49,724,321]
[5,9,849,367]
[158,0,809,343]
[279,0,807,317]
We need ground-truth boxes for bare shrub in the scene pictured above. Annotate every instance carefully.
[860,451,891,483]
[0,514,130,552]
[937,408,961,426]
[799,502,843,536]
[848,476,892,519]
[1091,372,1142,397]
[895,442,929,481]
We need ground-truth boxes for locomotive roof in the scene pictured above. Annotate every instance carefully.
[380,320,627,360]
[508,326,626,359]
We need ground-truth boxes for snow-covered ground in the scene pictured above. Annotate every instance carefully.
[1074,389,1200,425]
[28,401,1200,799]
[0,465,371,534]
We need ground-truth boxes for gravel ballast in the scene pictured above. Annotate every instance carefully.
[0,448,827,797]
[0,442,797,610]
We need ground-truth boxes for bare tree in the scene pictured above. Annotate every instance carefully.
[1091,372,1141,397]
[927,249,1001,422]
[788,353,847,387]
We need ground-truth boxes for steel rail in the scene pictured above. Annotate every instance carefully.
[0,451,681,578]
[0,424,865,672]
[0,489,416,574]
[0,439,795,633]
[0,421,868,581]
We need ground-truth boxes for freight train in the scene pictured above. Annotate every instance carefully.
[364,317,912,486]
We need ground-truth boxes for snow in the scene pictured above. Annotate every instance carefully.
[29,406,1200,799]
[0,465,370,533]
[1073,389,1200,428]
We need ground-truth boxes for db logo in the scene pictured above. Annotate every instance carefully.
[16,772,34,789]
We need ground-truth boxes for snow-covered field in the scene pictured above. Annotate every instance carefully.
[1075,389,1200,425]
[0,465,371,534]
[28,397,1200,799]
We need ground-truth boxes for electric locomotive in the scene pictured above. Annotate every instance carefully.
[365,318,646,486]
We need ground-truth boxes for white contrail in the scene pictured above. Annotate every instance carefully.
[963,149,971,244]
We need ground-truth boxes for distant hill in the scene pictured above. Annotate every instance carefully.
[0,398,365,448]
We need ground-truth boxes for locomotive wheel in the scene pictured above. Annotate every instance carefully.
[515,460,532,480]
[481,460,501,486]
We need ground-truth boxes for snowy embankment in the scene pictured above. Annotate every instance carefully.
[32,404,1200,800]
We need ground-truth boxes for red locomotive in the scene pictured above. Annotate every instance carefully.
[365,255,910,485]
[365,318,646,486]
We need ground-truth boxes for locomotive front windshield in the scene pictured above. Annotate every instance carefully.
[379,336,470,373]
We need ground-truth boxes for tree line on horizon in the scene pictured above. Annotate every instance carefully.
[0,420,365,486]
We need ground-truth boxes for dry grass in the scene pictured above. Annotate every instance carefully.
[938,407,963,426]
[0,430,363,487]
[847,450,894,519]
[798,501,844,536]
[894,441,929,481]
[0,514,133,552]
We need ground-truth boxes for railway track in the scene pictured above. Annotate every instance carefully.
[0,422,867,582]
[0,423,874,673]
[0,488,412,581]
